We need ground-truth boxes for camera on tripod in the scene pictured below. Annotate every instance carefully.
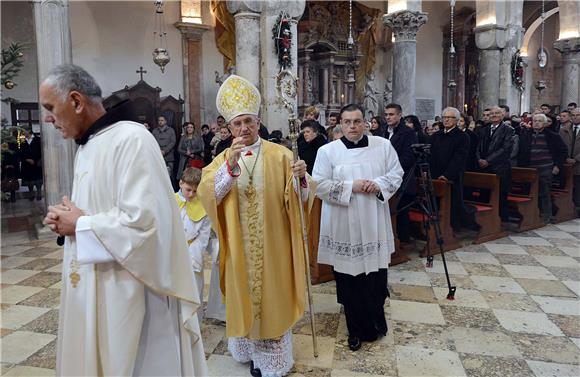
[411,143,431,163]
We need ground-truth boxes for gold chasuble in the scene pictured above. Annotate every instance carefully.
[199,140,314,340]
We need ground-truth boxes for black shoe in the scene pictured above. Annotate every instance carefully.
[250,361,262,377]
[347,336,361,351]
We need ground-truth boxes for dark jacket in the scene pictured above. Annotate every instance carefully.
[259,124,269,139]
[215,136,233,157]
[429,127,470,181]
[517,128,568,170]
[465,129,479,172]
[476,122,514,174]
[19,135,43,182]
[386,119,418,194]
[202,131,215,164]
[298,134,326,175]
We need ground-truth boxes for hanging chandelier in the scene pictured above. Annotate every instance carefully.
[536,0,548,93]
[345,0,356,84]
[153,0,170,73]
[447,0,457,89]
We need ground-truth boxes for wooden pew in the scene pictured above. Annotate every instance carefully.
[389,197,410,266]
[408,179,461,257]
[551,164,575,223]
[308,198,334,284]
[508,167,543,231]
[464,172,508,244]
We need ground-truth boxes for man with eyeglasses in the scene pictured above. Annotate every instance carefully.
[383,103,418,247]
[313,103,403,351]
[476,106,514,222]
[559,109,580,215]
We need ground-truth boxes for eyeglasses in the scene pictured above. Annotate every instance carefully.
[341,119,364,126]
[442,116,456,120]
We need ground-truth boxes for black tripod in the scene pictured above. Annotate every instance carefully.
[393,144,456,300]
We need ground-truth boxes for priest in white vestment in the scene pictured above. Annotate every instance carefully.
[312,103,403,352]
[41,64,207,376]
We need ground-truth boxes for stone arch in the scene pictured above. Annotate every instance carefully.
[521,7,560,56]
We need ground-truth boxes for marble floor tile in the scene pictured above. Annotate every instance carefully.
[494,253,543,266]
[493,309,564,336]
[451,327,521,357]
[441,306,502,331]
[21,339,56,369]
[516,279,577,297]
[17,272,62,288]
[511,333,580,365]
[330,369,388,377]
[392,321,454,351]
[555,224,580,233]
[455,251,501,265]
[461,263,509,277]
[531,296,580,316]
[333,335,397,376]
[481,292,541,312]
[19,247,59,258]
[292,335,335,369]
[484,243,528,255]
[18,288,61,308]
[200,324,226,356]
[571,337,580,350]
[0,285,44,304]
[388,270,431,286]
[0,331,56,364]
[424,261,468,275]
[471,276,526,294]
[293,312,341,338]
[549,314,580,338]
[533,255,580,268]
[0,269,40,284]
[20,309,60,335]
[396,345,466,377]
[461,355,534,377]
[0,305,49,330]
[487,237,516,244]
[509,236,552,246]
[289,364,332,377]
[546,266,580,281]
[525,360,580,377]
[429,274,476,290]
[548,238,580,249]
[45,263,62,273]
[16,258,62,271]
[2,366,55,376]
[388,284,436,304]
[433,287,489,309]
[1,257,36,269]
[503,265,557,280]
[389,300,445,325]
[524,245,567,257]
[533,230,576,239]
[0,245,34,256]
[558,246,580,258]
[42,249,63,260]
[206,354,249,377]
[562,280,580,297]
[309,293,341,314]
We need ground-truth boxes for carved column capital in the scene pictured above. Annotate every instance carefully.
[554,37,580,58]
[174,22,210,41]
[382,10,428,42]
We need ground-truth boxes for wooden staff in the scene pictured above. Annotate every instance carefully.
[275,69,318,358]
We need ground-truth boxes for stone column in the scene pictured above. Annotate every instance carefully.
[455,37,467,112]
[175,22,210,127]
[499,24,524,113]
[383,10,428,115]
[303,49,313,105]
[322,66,329,105]
[475,24,506,115]
[554,37,580,109]
[228,1,261,86]
[33,0,75,209]
[260,1,304,134]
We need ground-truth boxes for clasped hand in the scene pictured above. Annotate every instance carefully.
[43,196,84,236]
[353,179,380,194]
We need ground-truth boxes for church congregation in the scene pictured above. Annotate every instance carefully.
[2,1,580,376]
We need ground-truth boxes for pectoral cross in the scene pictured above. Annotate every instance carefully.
[136,66,147,81]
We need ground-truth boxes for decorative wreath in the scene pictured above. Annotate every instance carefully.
[511,50,525,92]
[272,12,292,70]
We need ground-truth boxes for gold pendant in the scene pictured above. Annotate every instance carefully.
[245,181,257,200]
[69,271,80,288]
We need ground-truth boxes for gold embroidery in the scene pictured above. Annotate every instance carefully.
[69,258,80,287]
[216,75,261,122]
[244,183,264,320]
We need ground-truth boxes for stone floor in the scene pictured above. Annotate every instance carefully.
[1,210,579,376]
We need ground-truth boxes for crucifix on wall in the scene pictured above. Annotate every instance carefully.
[136,66,147,81]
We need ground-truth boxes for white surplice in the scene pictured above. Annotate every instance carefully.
[57,121,207,376]
[312,136,404,276]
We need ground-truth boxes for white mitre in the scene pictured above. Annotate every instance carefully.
[216,75,261,123]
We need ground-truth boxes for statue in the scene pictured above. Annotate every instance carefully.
[214,66,236,86]
[363,72,380,119]
[383,76,393,106]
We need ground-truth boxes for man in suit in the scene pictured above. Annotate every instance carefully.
[476,106,514,222]
[559,108,580,215]
[384,103,418,245]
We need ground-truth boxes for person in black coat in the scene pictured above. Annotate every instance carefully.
[404,115,428,144]
[298,120,326,175]
[384,103,418,244]
[517,113,568,221]
[430,108,478,231]
[476,106,514,221]
[201,124,215,164]
[19,130,43,200]
[214,125,233,157]
[459,114,480,172]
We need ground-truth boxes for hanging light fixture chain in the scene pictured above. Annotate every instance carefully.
[540,0,545,51]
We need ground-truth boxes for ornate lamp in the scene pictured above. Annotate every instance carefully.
[153,0,170,73]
